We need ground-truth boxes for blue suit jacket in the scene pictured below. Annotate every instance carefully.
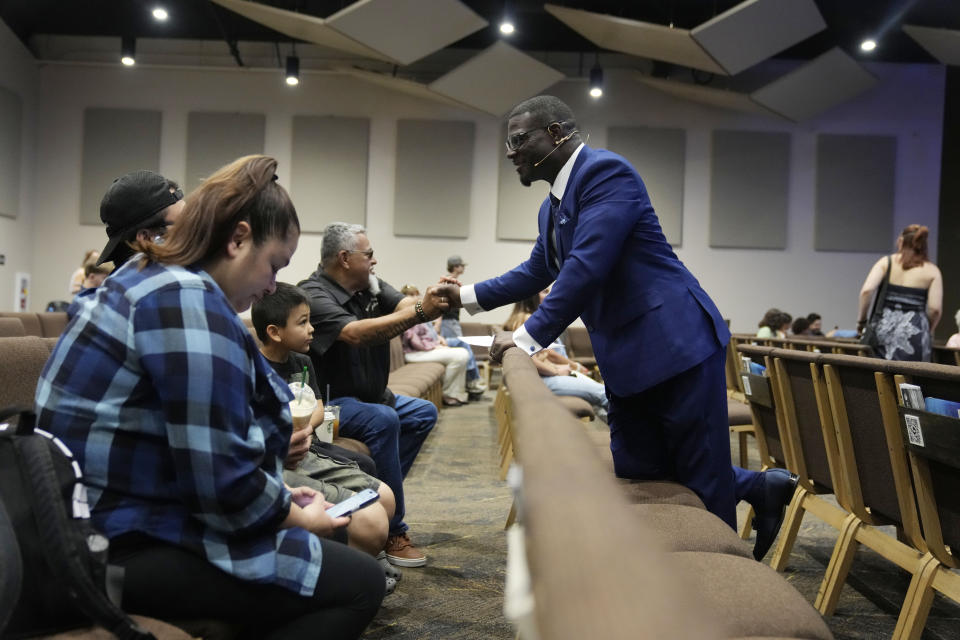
[475,146,730,397]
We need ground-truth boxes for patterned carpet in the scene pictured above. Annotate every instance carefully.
[363,392,960,639]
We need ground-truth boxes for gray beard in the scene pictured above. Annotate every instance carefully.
[367,274,380,296]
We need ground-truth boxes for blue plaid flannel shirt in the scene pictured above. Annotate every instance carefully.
[36,259,322,596]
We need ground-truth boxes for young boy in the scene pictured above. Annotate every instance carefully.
[252,282,402,588]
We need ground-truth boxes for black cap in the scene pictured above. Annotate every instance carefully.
[447,255,466,270]
[97,170,181,265]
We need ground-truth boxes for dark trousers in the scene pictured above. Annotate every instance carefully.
[608,347,737,529]
[110,535,384,640]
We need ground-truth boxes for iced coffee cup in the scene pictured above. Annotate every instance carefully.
[287,382,317,435]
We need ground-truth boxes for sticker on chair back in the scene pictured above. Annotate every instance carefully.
[741,375,752,396]
[904,414,924,447]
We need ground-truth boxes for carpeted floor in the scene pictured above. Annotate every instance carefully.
[363,392,960,639]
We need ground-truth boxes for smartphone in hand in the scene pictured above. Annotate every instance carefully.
[325,488,379,518]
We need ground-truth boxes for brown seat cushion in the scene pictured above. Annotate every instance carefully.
[37,312,68,337]
[0,312,42,337]
[619,480,707,509]
[633,503,752,558]
[0,336,53,411]
[673,552,834,640]
[728,398,752,426]
[0,317,25,337]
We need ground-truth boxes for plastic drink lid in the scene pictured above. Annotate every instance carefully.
[288,382,316,415]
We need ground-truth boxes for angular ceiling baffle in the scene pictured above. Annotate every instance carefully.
[208,0,394,61]
[209,0,487,65]
[545,0,825,77]
[635,75,782,118]
[750,48,878,122]
[544,3,726,75]
[903,24,960,66]
[690,0,826,76]
[428,41,566,116]
[326,0,488,66]
[337,67,485,113]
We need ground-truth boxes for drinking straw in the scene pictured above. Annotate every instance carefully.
[326,383,331,406]
[298,365,308,402]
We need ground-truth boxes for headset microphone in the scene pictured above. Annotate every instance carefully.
[533,129,579,167]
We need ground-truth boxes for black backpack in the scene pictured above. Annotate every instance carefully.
[0,406,156,639]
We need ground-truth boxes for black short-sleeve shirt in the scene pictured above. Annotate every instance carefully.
[298,269,404,404]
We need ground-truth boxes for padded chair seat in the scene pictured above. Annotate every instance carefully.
[556,395,595,420]
[632,503,752,558]
[0,317,25,337]
[728,398,752,426]
[673,552,834,640]
[619,480,707,509]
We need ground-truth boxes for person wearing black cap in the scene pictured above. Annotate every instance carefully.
[97,170,185,267]
[439,255,467,339]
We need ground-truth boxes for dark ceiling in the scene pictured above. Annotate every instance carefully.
[1,0,957,67]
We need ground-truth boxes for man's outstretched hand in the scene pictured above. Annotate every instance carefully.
[489,330,517,364]
[421,284,461,319]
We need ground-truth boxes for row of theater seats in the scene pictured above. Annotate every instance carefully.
[731,331,960,367]
[0,312,68,338]
[494,348,835,640]
[732,343,960,639]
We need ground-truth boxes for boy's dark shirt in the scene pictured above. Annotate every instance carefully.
[266,351,320,397]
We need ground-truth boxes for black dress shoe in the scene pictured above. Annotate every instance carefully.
[751,468,798,561]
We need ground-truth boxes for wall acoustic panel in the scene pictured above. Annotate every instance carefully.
[394,119,473,238]
[185,112,264,192]
[607,126,685,246]
[290,116,369,233]
[691,0,826,76]
[80,108,161,225]
[0,86,22,219]
[497,123,550,241]
[815,134,896,253]
[709,130,790,249]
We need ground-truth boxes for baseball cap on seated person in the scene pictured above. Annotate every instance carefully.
[97,170,183,266]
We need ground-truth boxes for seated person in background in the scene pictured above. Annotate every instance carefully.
[400,285,485,406]
[503,294,608,419]
[36,155,384,637]
[252,282,403,590]
[947,309,960,348]
[68,249,99,295]
[791,316,811,336]
[439,255,468,338]
[806,313,823,336]
[74,260,114,297]
[756,309,791,339]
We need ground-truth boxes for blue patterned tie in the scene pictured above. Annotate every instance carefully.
[549,194,561,270]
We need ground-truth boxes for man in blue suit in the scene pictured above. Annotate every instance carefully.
[447,96,794,559]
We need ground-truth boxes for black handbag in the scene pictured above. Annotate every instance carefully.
[860,256,891,355]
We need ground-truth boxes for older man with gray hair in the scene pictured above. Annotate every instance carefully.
[299,223,455,568]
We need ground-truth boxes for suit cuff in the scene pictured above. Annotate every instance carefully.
[513,323,545,356]
[460,284,484,315]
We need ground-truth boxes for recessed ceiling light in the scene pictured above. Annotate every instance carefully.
[500,21,515,35]
[152,7,168,21]
[860,39,877,52]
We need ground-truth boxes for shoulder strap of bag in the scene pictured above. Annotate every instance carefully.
[15,416,156,640]
[867,256,893,322]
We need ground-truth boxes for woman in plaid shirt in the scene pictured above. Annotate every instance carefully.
[36,155,384,638]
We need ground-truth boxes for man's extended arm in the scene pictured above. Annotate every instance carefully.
[337,284,457,346]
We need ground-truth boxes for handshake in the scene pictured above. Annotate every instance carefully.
[417,280,463,319]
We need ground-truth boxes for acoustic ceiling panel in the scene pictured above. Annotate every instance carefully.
[691,0,826,76]
[428,42,566,116]
[903,24,960,66]
[636,75,780,118]
[337,67,479,112]
[327,0,487,66]
[208,0,393,62]
[751,48,877,122]
[544,3,726,75]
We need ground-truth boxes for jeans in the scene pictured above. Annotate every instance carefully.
[330,395,437,535]
[439,318,463,338]
[444,337,480,382]
[541,371,608,409]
